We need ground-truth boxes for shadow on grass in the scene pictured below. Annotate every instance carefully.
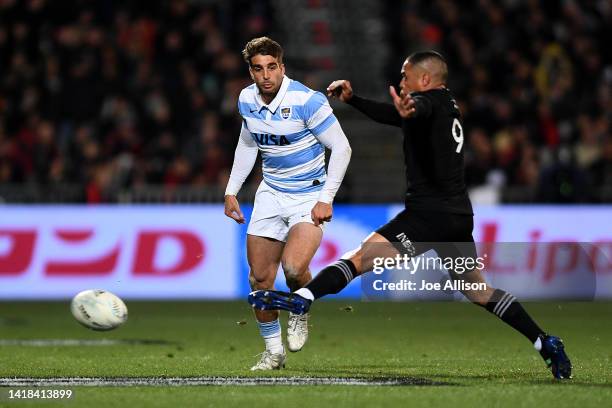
[424,373,612,388]
[291,365,612,388]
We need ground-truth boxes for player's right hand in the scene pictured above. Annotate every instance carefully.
[326,80,353,102]
[224,195,245,224]
[389,86,416,118]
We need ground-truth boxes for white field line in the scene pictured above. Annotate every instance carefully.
[0,339,174,346]
[0,377,442,387]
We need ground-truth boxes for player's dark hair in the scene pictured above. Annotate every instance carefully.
[407,50,446,65]
[407,50,448,83]
[242,37,284,66]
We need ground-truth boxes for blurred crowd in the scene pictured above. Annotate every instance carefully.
[0,0,271,201]
[387,0,611,202]
[1,0,610,203]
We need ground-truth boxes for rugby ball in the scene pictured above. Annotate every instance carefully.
[70,289,128,331]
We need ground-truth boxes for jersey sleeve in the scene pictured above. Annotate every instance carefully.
[224,122,259,196]
[236,92,244,117]
[347,95,402,127]
[303,92,338,136]
[313,121,352,203]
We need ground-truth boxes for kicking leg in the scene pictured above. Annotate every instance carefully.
[247,234,286,370]
[456,268,544,342]
[281,222,322,351]
[248,207,417,310]
[295,231,398,300]
[248,232,399,312]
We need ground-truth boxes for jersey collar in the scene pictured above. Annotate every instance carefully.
[255,75,290,114]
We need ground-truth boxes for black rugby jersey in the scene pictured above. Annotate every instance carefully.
[348,88,473,215]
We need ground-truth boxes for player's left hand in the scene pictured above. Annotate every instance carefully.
[389,86,416,118]
[311,201,332,226]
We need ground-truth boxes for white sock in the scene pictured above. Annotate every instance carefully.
[257,319,284,354]
[534,337,542,351]
[295,288,315,301]
[264,334,283,354]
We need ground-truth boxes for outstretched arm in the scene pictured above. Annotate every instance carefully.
[327,80,402,127]
[348,95,402,127]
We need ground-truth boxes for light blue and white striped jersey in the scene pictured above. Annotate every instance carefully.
[237,75,337,193]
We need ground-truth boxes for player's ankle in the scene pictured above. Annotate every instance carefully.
[264,334,284,355]
[267,343,284,354]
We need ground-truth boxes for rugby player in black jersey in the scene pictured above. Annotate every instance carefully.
[248,51,572,379]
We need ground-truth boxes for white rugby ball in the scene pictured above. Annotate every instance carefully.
[70,289,128,331]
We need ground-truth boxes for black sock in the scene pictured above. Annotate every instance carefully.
[483,289,545,344]
[305,259,357,299]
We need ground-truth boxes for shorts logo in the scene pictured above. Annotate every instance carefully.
[395,232,416,256]
[280,107,292,120]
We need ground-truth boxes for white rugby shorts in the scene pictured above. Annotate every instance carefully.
[247,182,324,242]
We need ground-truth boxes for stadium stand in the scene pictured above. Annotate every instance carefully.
[0,0,609,203]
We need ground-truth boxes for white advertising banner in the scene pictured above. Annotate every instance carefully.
[0,206,238,299]
[474,206,612,300]
[379,205,612,300]
[0,205,610,299]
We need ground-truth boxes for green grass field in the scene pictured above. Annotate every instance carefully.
[1,301,611,407]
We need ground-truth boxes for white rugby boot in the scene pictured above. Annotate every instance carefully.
[287,312,309,352]
[250,349,286,371]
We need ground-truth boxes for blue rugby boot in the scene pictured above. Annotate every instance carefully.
[248,290,311,315]
[540,334,572,379]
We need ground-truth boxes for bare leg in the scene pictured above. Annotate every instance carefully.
[453,267,496,305]
[293,232,400,299]
[281,223,322,291]
[344,232,400,275]
[247,234,284,323]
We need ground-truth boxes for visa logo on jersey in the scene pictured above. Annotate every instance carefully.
[253,133,290,146]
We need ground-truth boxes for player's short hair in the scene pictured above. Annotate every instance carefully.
[242,37,284,66]
[407,51,448,84]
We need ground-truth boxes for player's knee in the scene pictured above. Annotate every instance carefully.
[341,247,360,261]
[464,292,487,306]
[281,260,306,282]
[461,286,494,306]
[248,272,274,290]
